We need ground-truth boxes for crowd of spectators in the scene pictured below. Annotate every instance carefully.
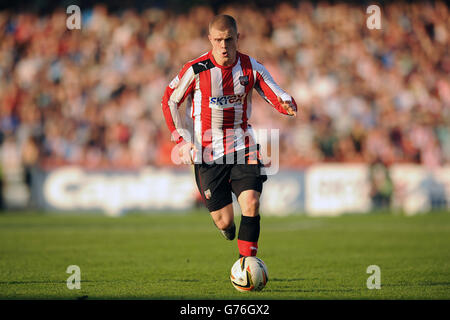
[0,1,449,171]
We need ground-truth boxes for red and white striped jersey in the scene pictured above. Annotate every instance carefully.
[161,50,297,163]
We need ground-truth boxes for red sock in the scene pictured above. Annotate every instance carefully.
[237,240,258,257]
[237,215,260,256]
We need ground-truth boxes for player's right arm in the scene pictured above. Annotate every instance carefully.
[161,64,196,145]
[161,64,197,164]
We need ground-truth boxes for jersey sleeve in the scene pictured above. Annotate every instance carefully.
[161,64,195,144]
[252,59,298,115]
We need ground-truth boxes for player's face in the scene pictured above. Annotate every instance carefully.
[208,27,239,66]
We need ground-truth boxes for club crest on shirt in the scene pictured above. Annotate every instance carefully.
[239,75,249,86]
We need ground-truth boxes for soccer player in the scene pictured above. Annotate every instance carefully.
[161,15,297,258]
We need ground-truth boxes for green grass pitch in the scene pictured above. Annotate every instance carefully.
[0,210,449,299]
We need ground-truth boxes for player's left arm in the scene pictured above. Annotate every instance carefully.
[253,60,298,117]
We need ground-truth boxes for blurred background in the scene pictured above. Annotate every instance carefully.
[0,0,449,216]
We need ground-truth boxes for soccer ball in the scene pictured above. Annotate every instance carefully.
[230,256,269,292]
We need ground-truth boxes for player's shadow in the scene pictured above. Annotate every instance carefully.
[159,279,200,283]
[267,288,354,293]
[268,278,353,293]
[270,277,318,282]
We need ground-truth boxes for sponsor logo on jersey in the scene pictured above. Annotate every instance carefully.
[209,94,245,109]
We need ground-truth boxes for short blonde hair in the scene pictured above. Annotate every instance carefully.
[209,15,238,34]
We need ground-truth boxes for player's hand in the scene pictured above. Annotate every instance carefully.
[178,141,197,165]
[278,96,297,117]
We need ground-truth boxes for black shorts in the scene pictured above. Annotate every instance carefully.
[194,148,267,212]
